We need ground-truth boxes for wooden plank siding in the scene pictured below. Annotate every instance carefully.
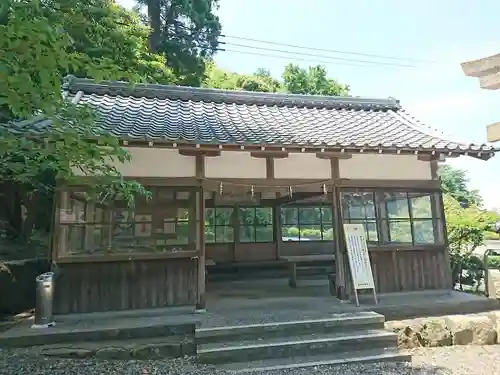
[369,249,450,293]
[53,258,196,314]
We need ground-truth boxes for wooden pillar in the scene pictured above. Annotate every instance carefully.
[57,189,70,258]
[196,155,207,311]
[84,202,95,251]
[273,202,282,260]
[331,158,351,301]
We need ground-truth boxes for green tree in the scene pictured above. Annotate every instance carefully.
[282,64,349,96]
[57,0,176,84]
[444,193,495,290]
[204,63,348,96]
[138,0,222,86]
[0,0,151,243]
[439,164,482,207]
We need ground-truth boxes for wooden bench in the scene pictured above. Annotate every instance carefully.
[280,254,335,288]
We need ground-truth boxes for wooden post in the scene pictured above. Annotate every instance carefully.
[195,155,207,312]
[195,187,206,311]
[330,158,351,301]
[332,186,350,301]
[58,189,70,257]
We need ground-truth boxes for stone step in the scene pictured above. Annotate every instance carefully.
[0,320,195,348]
[197,329,398,364]
[218,348,411,373]
[26,335,195,360]
[196,312,385,344]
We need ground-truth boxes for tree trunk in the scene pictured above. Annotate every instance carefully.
[146,0,162,52]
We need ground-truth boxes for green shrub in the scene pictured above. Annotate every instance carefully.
[283,227,299,237]
[488,255,500,269]
[484,231,500,240]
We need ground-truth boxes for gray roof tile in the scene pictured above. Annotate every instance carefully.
[63,77,496,159]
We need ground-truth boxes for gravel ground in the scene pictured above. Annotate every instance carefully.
[1,346,500,375]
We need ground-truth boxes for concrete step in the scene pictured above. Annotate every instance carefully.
[196,312,385,344]
[197,329,398,364]
[0,320,195,348]
[26,335,195,360]
[218,348,411,373]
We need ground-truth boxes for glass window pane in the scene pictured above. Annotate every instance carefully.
[239,226,255,242]
[384,192,410,219]
[215,208,233,225]
[341,192,374,219]
[322,223,334,241]
[282,225,300,240]
[388,220,412,243]
[239,208,255,225]
[362,193,376,218]
[177,208,189,221]
[255,207,273,225]
[413,219,435,244]
[321,206,333,224]
[165,222,189,245]
[256,225,273,242]
[67,225,85,253]
[349,220,378,243]
[299,207,321,225]
[410,193,433,218]
[205,225,215,243]
[215,226,234,243]
[204,208,215,224]
[300,224,322,240]
[281,207,298,225]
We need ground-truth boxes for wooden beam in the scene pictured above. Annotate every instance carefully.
[487,121,500,142]
[251,151,288,158]
[430,160,439,180]
[266,157,274,179]
[479,71,500,90]
[316,152,352,160]
[461,53,500,78]
[178,149,220,157]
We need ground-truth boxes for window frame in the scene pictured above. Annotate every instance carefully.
[204,206,235,244]
[56,186,199,262]
[280,204,333,242]
[238,206,274,243]
[340,187,445,250]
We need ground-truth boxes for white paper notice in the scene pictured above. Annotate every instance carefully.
[343,223,375,290]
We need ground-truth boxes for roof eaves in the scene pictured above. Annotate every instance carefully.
[62,76,401,111]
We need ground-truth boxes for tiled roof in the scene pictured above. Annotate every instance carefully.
[62,77,496,160]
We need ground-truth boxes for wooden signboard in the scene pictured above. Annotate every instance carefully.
[343,223,378,306]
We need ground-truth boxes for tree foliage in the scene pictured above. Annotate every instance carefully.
[282,64,349,96]
[138,0,221,86]
[443,193,497,290]
[439,164,482,208]
[203,62,349,96]
[0,0,155,243]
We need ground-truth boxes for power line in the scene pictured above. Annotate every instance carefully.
[220,34,435,64]
[219,42,418,68]
[217,48,411,70]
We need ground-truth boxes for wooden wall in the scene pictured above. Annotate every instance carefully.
[369,248,451,293]
[53,258,197,314]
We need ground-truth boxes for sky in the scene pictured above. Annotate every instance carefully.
[119,0,500,209]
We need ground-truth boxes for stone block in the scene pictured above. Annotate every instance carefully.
[445,314,497,345]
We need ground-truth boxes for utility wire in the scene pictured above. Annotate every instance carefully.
[220,34,435,64]
[219,41,418,68]
[217,48,410,69]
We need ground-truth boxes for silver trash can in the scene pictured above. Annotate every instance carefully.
[32,272,55,328]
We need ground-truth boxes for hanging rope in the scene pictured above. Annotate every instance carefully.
[200,177,331,189]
